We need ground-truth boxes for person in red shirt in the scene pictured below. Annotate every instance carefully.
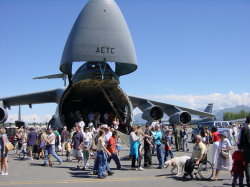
[107,131,122,169]
[231,148,245,187]
[211,126,220,167]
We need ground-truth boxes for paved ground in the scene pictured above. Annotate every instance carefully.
[0,141,235,187]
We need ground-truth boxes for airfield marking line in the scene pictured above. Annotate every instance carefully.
[0,176,167,186]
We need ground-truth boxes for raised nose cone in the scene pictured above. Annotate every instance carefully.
[60,0,137,76]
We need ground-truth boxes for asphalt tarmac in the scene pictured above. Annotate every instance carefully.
[0,141,235,187]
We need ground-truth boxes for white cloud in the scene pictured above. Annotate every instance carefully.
[144,91,250,110]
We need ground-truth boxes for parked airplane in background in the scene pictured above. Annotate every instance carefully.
[189,103,215,124]
[160,103,214,126]
[0,0,214,134]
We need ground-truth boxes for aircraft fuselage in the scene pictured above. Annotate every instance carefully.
[55,62,133,134]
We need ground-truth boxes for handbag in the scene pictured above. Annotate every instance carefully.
[5,142,14,151]
[39,141,46,149]
[220,150,229,159]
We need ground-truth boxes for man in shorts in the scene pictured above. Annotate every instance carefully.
[27,127,37,161]
[72,125,84,169]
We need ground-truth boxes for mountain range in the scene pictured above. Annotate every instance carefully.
[133,105,250,124]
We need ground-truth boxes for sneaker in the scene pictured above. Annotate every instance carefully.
[157,166,163,169]
[107,171,114,176]
[0,172,7,176]
[98,175,106,179]
[138,167,144,171]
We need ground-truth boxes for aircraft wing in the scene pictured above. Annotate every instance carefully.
[0,88,65,108]
[129,95,215,118]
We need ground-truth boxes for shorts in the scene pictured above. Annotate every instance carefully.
[116,145,121,151]
[72,149,83,158]
[1,150,8,158]
[27,145,34,152]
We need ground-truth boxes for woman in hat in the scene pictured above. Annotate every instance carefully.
[212,131,232,180]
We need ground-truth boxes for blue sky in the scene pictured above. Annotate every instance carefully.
[0,0,250,122]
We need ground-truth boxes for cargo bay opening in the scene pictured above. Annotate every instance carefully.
[59,82,133,134]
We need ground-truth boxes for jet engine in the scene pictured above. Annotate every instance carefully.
[142,106,164,122]
[0,106,8,124]
[169,111,191,125]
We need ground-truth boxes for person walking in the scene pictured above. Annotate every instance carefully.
[60,126,69,156]
[72,125,84,169]
[38,129,47,159]
[239,116,250,187]
[95,129,112,179]
[211,126,220,167]
[27,127,37,161]
[43,128,63,166]
[107,131,122,169]
[212,131,232,181]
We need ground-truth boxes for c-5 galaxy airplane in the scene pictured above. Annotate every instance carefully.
[0,0,214,134]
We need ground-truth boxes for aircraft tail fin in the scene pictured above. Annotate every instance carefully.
[204,103,213,113]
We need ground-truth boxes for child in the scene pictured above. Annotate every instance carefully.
[164,130,174,162]
[116,135,122,157]
[231,148,245,187]
[65,139,72,162]
[82,145,90,170]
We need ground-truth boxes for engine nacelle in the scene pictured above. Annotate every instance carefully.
[142,106,164,122]
[0,107,8,124]
[169,111,191,125]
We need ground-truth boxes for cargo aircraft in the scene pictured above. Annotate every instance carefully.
[0,0,214,134]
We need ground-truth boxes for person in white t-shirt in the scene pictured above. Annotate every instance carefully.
[102,125,112,146]
[232,124,238,145]
[78,118,85,133]
[84,128,93,149]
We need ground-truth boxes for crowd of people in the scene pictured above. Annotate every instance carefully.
[0,115,249,187]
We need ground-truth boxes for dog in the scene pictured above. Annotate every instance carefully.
[164,155,191,176]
